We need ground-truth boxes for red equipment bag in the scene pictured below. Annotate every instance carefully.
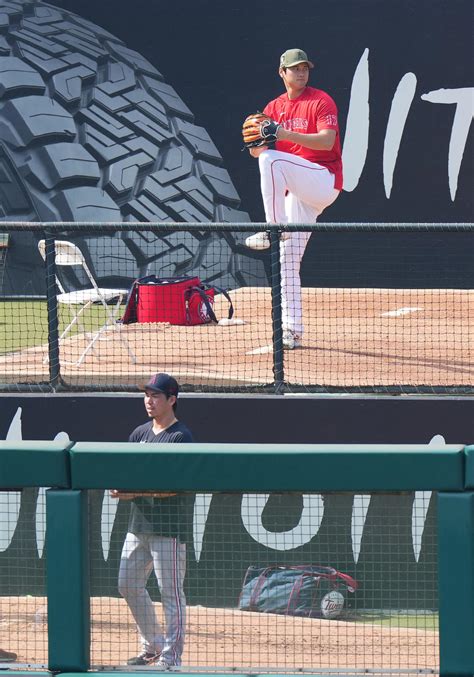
[121,275,234,326]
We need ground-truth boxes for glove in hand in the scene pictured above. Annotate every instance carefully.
[242,112,280,148]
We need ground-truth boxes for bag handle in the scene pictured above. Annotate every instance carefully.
[335,571,358,591]
[202,283,234,320]
[286,573,308,616]
[293,567,358,592]
[120,279,140,324]
[186,286,218,324]
[248,567,274,610]
[187,285,235,323]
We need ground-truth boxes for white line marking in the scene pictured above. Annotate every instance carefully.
[381,306,423,317]
[246,344,273,355]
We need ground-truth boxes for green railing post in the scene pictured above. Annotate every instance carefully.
[438,491,474,676]
[46,489,90,672]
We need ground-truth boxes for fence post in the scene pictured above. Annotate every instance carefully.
[438,491,474,676]
[44,233,61,390]
[269,229,284,393]
[46,489,90,672]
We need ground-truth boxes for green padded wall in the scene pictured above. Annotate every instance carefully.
[0,441,71,488]
[46,490,90,672]
[438,491,474,676]
[69,443,465,492]
[463,445,474,488]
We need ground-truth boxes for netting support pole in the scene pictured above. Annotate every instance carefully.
[438,491,474,676]
[44,233,61,390]
[46,489,90,672]
[269,230,284,393]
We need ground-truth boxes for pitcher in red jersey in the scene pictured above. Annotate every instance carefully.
[246,48,342,349]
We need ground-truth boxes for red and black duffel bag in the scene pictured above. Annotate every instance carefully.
[121,275,234,326]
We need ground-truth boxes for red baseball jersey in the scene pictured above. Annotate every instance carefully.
[264,86,343,191]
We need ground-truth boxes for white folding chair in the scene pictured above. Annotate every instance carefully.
[38,239,136,366]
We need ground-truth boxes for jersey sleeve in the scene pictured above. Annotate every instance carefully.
[165,423,194,443]
[128,423,147,443]
[263,101,277,119]
[315,95,339,131]
[176,428,194,443]
[128,428,141,443]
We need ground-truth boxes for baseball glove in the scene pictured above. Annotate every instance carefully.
[242,112,280,149]
[110,490,178,500]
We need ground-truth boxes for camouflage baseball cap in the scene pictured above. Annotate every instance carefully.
[280,48,314,69]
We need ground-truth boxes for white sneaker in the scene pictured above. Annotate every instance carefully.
[245,232,270,250]
[282,329,302,350]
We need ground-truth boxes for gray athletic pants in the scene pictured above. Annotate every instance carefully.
[118,532,186,665]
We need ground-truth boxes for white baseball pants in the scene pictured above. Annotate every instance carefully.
[118,532,186,665]
[258,149,339,335]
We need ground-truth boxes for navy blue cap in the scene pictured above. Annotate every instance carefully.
[144,373,179,397]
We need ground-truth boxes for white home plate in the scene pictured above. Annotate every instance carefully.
[246,344,273,355]
[381,306,423,317]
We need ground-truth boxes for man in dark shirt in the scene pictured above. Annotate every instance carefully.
[111,373,193,670]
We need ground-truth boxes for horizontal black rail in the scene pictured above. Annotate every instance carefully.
[0,221,472,232]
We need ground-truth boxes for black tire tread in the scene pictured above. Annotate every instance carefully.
[0,0,263,292]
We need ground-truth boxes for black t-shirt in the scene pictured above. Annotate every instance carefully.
[127,420,194,540]
[128,420,194,444]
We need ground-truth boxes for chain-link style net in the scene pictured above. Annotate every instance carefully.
[89,490,438,673]
[0,488,48,668]
[1,222,472,394]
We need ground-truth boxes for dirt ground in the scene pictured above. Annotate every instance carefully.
[0,287,472,390]
[1,596,439,673]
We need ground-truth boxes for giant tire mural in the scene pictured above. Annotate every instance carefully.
[0,0,263,294]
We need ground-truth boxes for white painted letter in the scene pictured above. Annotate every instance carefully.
[342,48,370,192]
[421,88,474,200]
[193,493,213,562]
[412,435,445,562]
[351,494,371,564]
[383,73,417,198]
[36,431,70,558]
[101,491,119,561]
[241,493,324,551]
[0,408,23,551]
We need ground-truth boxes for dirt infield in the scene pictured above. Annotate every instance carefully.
[1,287,472,390]
[1,596,438,672]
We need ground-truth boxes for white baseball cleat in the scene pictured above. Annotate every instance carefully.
[245,232,270,250]
[245,231,292,250]
[282,329,302,350]
[154,656,180,671]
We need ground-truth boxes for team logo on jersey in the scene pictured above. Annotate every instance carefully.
[282,118,309,131]
[325,114,338,127]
